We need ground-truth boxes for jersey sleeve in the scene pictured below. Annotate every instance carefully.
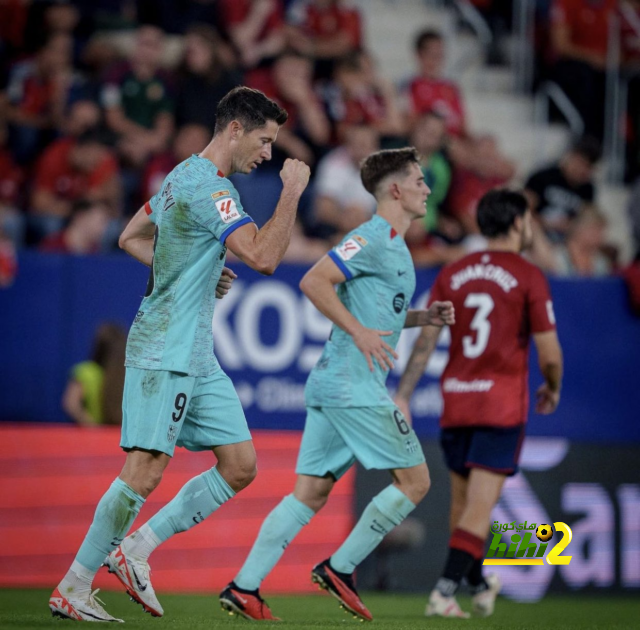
[528,266,557,333]
[190,180,254,243]
[143,188,163,225]
[327,230,377,280]
[427,269,448,306]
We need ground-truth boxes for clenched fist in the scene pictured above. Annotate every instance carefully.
[280,158,310,196]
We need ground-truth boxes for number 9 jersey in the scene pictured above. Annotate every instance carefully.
[428,251,556,429]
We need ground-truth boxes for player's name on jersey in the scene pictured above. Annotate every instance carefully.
[449,263,518,292]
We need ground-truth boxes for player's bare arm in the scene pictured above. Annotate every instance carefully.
[225,158,310,275]
[118,206,156,267]
[404,301,455,328]
[394,325,443,423]
[299,255,399,372]
[533,330,563,414]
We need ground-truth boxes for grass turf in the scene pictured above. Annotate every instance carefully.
[1,589,638,630]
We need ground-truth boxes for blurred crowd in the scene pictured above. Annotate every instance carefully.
[1,0,639,286]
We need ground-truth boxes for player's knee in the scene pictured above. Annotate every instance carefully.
[223,462,258,492]
[135,469,163,497]
[407,469,431,504]
[302,494,329,513]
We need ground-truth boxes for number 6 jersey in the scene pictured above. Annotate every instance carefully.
[428,251,556,429]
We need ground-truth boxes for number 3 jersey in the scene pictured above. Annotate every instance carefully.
[428,251,556,429]
[305,214,416,408]
[125,155,253,377]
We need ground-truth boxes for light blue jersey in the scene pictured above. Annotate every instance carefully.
[125,154,253,377]
[305,214,416,408]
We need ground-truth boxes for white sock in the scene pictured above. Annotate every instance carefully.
[124,523,162,562]
[59,560,95,598]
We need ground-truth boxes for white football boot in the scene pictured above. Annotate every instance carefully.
[104,543,164,617]
[472,573,502,617]
[49,587,123,622]
[425,589,470,618]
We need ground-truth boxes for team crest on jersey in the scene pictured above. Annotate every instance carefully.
[336,238,363,261]
[214,197,240,224]
[211,190,230,200]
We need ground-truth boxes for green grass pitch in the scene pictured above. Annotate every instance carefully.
[1,589,638,630]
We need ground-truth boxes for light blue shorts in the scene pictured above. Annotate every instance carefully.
[296,406,425,480]
[121,367,251,457]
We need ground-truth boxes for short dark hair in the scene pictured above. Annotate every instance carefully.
[361,147,420,197]
[569,136,602,165]
[415,29,443,53]
[477,189,529,237]
[214,87,288,135]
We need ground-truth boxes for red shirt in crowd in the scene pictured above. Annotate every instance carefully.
[141,152,177,202]
[408,77,466,137]
[34,138,118,202]
[303,3,362,49]
[7,61,55,118]
[0,149,24,207]
[551,0,618,58]
[447,168,507,223]
[220,0,284,40]
[429,251,556,429]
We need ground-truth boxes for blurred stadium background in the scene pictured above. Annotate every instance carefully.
[0,0,639,621]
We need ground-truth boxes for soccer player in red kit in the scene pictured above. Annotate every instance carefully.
[395,189,563,618]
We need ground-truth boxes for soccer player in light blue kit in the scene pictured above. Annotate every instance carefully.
[219,148,455,621]
[49,87,311,622]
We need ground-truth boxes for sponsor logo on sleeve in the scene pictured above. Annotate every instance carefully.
[214,197,240,224]
[211,190,231,200]
[353,234,368,247]
[546,300,556,325]
[336,238,363,261]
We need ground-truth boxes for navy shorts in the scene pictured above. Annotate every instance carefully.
[440,425,526,478]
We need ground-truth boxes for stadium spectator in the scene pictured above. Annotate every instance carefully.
[219,0,287,85]
[629,176,640,255]
[252,51,331,164]
[404,112,464,266]
[534,205,613,276]
[409,112,451,235]
[406,30,467,138]
[553,206,613,276]
[0,124,25,248]
[29,129,121,242]
[101,25,174,167]
[447,135,516,235]
[525,137,600,242]
[175,24,241,134]
[62,322,127,426]
[4,32,77,163]
[39,199,112,255]
[286,0,362,77]
[324,52,405,140]
[63,98,103,138]
[141,124,211,201]
[0,228,17,287]
[549,0,617,141]
[621,1,640,180]
[312,124,378,240]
